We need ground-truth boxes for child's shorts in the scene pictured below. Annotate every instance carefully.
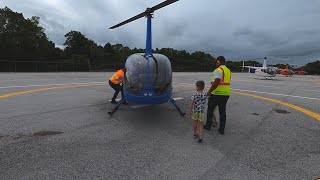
[192,112,204,122]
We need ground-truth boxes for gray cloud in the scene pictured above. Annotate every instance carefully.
[1,0,320,64]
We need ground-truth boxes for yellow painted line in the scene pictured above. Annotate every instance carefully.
[1,83,320,121]
[232,91,320,121]
[0,84,105,99]
[174,84,320,121]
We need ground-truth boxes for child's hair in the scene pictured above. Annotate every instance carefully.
[196,81,205,90]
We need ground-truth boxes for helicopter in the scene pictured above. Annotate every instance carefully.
[278,64,295,77]
[242,57,278,79]
[107,0,185,116]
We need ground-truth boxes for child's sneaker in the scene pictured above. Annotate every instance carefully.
[198,138,203,143]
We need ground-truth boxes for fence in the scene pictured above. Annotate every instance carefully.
[0,60,213,72]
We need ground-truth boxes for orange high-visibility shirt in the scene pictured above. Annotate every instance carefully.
[109,70,124,84]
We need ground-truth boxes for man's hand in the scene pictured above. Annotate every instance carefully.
[208,78,221,95]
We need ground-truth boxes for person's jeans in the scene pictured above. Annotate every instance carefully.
[206,94,229,130]
[109,80,124,101]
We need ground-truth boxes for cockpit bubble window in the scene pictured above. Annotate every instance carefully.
[149,54,172,94]
[267,68,276,75]
[124,53,172,94]
[124,54,147,93]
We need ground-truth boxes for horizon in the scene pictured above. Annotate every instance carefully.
[1,0,320,65]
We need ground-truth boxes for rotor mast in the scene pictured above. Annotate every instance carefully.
[145,8,153,57]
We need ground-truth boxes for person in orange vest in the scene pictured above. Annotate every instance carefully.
[204,56,231,135]
[109,68,128,104]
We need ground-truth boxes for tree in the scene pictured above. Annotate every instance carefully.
[301,60,320,75]
[0,7,55,61]
[63,31,96,56]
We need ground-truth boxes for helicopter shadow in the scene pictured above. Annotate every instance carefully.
[118,104,185,130]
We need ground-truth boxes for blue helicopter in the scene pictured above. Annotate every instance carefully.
[107,0,185,116]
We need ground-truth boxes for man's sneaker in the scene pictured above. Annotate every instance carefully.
[203,125,211,131]
[218,128,224,135]
[111,100,118,104]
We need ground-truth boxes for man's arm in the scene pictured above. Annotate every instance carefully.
[207,78,221,96]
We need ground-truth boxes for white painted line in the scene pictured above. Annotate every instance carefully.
[0,82,105,89]
[131,105,149,109]
[232,88,320,101]
[173,82,320,101]
[108,98,122,102]
[173,97,184,101]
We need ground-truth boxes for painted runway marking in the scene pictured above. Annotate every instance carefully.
[0,82,319,121]
[232,88,320,101]
[173,82,320,121]
[173,82,320,101]
[232,91,320,121]
[0,82,105,89]
[0,84,105,99]
[232,82,320,93]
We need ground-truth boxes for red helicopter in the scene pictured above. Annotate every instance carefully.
[278,64,295,77]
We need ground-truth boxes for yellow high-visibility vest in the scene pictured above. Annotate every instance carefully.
[109,70,124,84]
[212,65,231,96]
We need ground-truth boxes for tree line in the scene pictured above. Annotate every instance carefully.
[1,7,319,74]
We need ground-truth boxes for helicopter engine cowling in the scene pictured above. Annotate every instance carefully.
[124,53,172,104]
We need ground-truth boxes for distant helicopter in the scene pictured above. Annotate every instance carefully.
[107,0,185,116]
[278,64,295,77]
[242,57,277,79]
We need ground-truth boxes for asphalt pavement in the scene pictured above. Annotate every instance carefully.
[0,72,319,180]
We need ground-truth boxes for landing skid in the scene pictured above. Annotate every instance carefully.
[108,99,126,116]
[169,98,186,117]
[108,98,186,117]
[254,76,277,80]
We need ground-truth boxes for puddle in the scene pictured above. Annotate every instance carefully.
[33,131,64,137]
[274,109,290,114]
[252,113,260,116]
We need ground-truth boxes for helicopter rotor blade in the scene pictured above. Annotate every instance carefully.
[109,0,179,29]
[109,11,146,29]
[150,0,179,12]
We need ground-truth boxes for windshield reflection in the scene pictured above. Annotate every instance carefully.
[124,53,172,94]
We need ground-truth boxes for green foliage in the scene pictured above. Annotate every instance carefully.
[0,7,56,61]
[64,31,96,56]
[301,60,320,75]
[1,7,320,74]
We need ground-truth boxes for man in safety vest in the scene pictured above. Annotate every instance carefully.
[204,56,231,135]
[109,68,128,104]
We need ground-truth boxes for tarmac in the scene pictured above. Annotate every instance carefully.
[0,72,319,180]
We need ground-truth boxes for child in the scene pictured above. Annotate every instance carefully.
[189,81,207,143]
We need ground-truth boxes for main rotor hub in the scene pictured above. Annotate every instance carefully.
[145,8,154,17]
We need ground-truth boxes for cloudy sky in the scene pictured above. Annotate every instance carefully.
[1,0,320,64]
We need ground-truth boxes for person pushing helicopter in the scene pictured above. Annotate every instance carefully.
[109,68,128,105]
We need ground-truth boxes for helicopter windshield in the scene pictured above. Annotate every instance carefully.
[124,53,172,94]
[149,54,172,94]
[266,68,276,75]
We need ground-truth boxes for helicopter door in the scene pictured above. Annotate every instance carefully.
[149,54,172,94]
[124,54,147,94]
